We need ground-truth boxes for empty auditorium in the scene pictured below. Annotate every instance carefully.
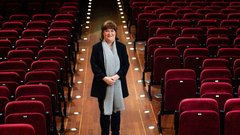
[0,0,240,135]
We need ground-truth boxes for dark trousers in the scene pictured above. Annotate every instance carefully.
[98,98,120,135]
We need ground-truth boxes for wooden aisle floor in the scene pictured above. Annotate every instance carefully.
[58,0,174,134]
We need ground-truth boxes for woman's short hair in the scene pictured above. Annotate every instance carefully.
[101,20,117,32]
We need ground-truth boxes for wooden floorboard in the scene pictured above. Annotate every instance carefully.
[56,0,175,134]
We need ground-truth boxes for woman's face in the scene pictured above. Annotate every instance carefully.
[103,28,116,44]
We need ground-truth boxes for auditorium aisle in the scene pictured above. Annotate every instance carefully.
[59,0,162,135]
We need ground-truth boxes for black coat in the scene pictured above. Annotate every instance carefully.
[90,41,129,99]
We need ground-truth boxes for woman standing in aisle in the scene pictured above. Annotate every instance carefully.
[90,20,129,135]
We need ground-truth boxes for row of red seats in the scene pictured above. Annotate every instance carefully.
[0,0,81,34]
[0,16,78,75]
[0,13,79,34]
[0,28,74,45]
[0,36,71,56]
[130,1,240,49]
[129,0,240,11]
[150,51,240,134]
[129,1,240,135]
[0,36,75,85]
[145,35,240,68]
[136,15,240,45]
[143,2,240,9]
[129,0,240,5]
[0,59,67,108]
[131,3,240,23]
[129,1,240,24]
[0,0,82,134]
[0,14,78,84]
[146,48,240,99]
[146,6,240,14]
[147,19,240,38]
[175,98,240,135]
[131,2,240,10]
[0,49,71,98]
[127,0,235,18]
[0,97,61,135]
[0,0,80,18]
[0,23,73,128]
[0,13,77,30]
[0,11,81,52]
[143,28,240,80]
[157,69,240,135]
[0,0,80,105]
[0,10,76,118]
[144,35,240,70]
[0,61,67,134]
[0,123,36,135]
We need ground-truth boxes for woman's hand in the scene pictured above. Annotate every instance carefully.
[111,74,120,81]
[103,74,119,86]
[103,76,115,86]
